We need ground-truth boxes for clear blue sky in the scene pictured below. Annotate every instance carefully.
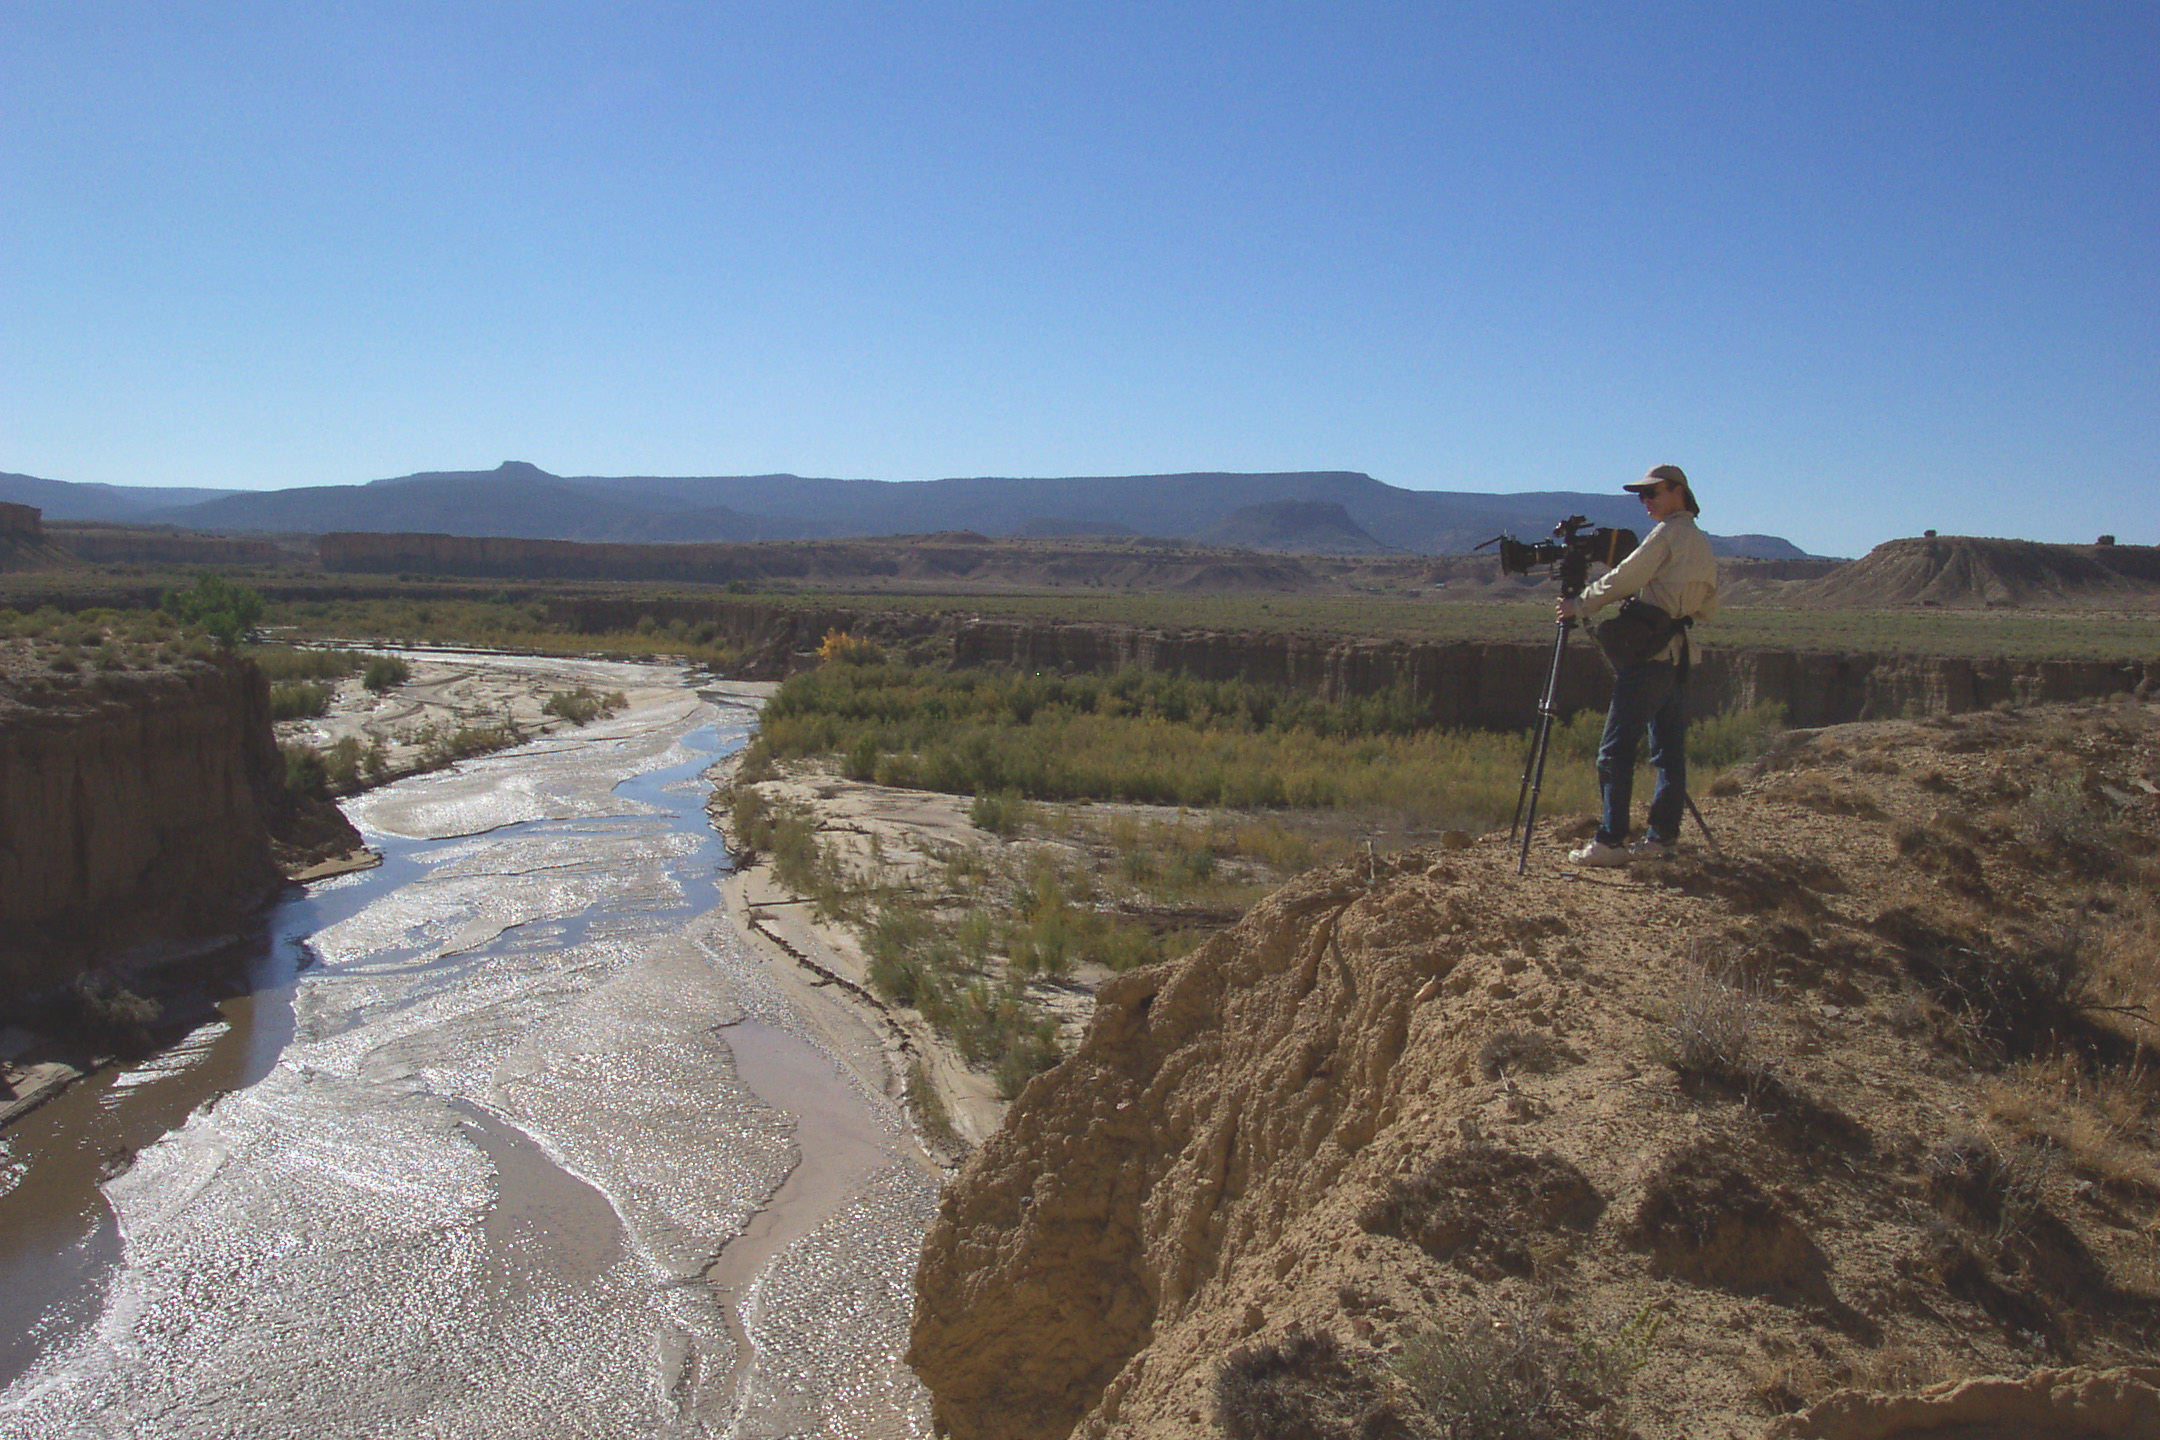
[4,3,2153,557]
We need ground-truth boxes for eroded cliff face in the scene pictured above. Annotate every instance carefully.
[911,702,2160,1439]
[0,656,359,999]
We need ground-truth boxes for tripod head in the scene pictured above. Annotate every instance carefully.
[1476,515,1639,598]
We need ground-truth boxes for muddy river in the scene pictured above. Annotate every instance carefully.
[0,657,937,1439]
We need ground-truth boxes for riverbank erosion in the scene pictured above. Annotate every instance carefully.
[0,653,362,1001]
[910,700,2160,1439]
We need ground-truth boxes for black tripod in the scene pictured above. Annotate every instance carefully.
[1506,610,1722,874]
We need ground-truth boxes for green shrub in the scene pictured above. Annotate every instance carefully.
[269,681,335,720]
[362,654,411,692]
[164,574,264,648]
[67,974,163,1055]
[282,742,329,798]
[969,788,1032,835]
[543,685,628,724]
[904,1058,958,1149]
[249,646,364,682]
[281,737,367,792]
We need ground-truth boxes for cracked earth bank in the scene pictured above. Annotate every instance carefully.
[0,657,938,1440]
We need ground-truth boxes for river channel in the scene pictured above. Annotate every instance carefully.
[0,657,937,1439]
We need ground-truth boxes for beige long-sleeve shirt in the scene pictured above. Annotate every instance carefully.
[1579,512,1720,661]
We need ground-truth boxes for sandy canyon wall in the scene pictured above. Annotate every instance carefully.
[0,657,359,1000]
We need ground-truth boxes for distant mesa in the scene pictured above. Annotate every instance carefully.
[1704,532,1810,561]
[1200,500,1391,555]
[0,462,1816,559]
[1795,534,2160,609]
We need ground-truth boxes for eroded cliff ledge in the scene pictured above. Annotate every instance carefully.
[911,701,2160,1439]
[0,655,361,1001]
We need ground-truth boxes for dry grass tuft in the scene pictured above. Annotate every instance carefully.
[1983,1051,2160,1195]
[1655,948,1765,1087]
[1393,1302,1576,1440]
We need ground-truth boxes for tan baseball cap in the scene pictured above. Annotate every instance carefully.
[1623,464,1699,515]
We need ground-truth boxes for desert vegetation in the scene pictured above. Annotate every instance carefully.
[744,658,1783,832]
[0,604,220,682]
[726,644,1785,1110]
[260,592,756,671]
[162,573,264,648]
[257,584,2160,662]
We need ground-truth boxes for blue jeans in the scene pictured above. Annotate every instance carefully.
[1597,660,1686,846]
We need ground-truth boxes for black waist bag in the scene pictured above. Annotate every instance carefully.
[1594,598,1692,674]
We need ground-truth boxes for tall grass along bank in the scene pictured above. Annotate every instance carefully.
[747,659,1782,834]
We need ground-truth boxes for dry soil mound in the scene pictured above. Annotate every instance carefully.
[1796,537,2160,609]
[911,699,2160,1440]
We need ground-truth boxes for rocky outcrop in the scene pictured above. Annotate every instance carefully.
[911,702,2160,1438]
[0,657,361,1000]
[1796,536,2160,608]
[954,620,2159,728]
[0,502,40,540]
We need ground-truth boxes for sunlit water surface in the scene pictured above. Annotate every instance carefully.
[0,659,934,1440]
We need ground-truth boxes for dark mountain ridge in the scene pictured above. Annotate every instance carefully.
[2,462,1812,558]
[0,472,242,523]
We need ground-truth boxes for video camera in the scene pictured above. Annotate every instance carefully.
[1475,515,1638,598]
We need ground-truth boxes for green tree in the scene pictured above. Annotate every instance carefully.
[164,574,265,649]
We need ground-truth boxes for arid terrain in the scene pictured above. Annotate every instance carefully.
[722,696,2160,1438]
[900,697,2160,1438]
[7,535,2160,1438]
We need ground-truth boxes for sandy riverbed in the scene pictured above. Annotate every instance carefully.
[2,657,942,1439]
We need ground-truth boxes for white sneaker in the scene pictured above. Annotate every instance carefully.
[1629,835,1677,861]
[1567,838,1631,868]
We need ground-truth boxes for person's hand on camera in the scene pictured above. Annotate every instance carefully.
[1556,597,1579,622]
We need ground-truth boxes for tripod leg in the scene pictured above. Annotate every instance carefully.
[1685,792,1722,856]
[1511,622,1570,841]
[1516,710,1559,875]
[1507,727,1541,843]
[1514,618,1575,875]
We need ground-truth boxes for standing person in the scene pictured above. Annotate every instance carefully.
[1555,464,1720,866]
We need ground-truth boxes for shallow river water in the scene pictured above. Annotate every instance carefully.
[0,657,936,1439]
